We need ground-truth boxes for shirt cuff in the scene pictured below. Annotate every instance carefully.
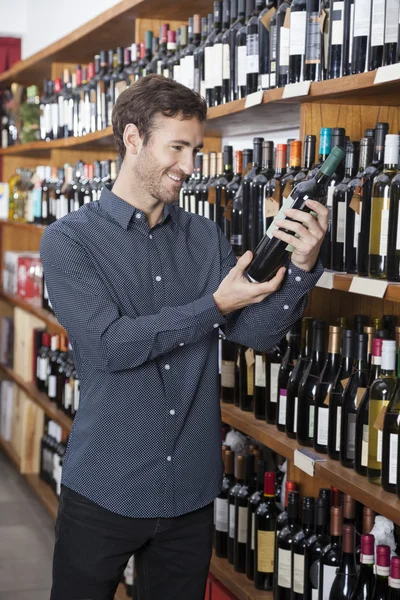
[287,258,324,287]
[191,293,226,333]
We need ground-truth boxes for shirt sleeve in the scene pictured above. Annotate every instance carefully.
[218,227,324,351]
[40,226,226,373]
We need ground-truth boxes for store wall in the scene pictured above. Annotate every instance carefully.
[0,0,27,38]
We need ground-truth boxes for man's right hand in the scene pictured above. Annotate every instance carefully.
[213,251,286,316]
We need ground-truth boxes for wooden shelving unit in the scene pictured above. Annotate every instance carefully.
[0,289,66,335]
[209,552,272,600]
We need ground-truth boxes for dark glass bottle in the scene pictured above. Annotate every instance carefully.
[254,471,279,589]
[212,0,230,106]
[304,0,323,81]
[308,127,332,179]
[387,169,400,282]
[279,140,302,207]
[194,17,208,95]
[319,506,343,600]
[383,0,399,65]
[246,459,265,580]
[308,496,331,599]
[268,2,279,87]
[329,524,358,599]
[296,320,327,447]
[242,137,263,252]
[265,337,287,424]
[371,545,390,600]
[292,497,316,600]
[228,454,244,564]
[229,0,246,101]
[205,1,223,107]
[234,454,255,572]
[275,490,300,599]
[37,332,51,392]
[289,0,307,83]
[351,533,375,600]
[246,0,265,93]
[215,450,235,558]
[251,140,275,250]
[327,0,347,78]
[382,348,400,493]
[351,0,372,74]
[222,1,237,103]
[231,149,253,254]
[197,153,209,218]
[368,0,386,72]
[204,152,218,221]
[258,0,277,89]
[225,150,243,243]
[215,146,234,228]
[221,332,236,404]
[275,0,291,87]
[388,556,400,599]
[296,134,317,182]
[276,320,302,432]
[263,143,287,235]
[314,325,342,453]
[340,333,370,469]
[236,0,254,99]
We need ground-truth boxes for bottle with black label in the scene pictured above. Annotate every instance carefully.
[304,0,323,81]
[246,0,264,94]
[234,454,255,572]
[259,0,277,89]
[289,0,307,82]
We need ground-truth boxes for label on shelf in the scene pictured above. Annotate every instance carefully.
[374,62,400,84]
[294,448,327,476]
[245,90,264,108]
[349,276,389,298]
[316,270,334,289]
[282,80,311,98]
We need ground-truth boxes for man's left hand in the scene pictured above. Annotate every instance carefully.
[272,199,328,272]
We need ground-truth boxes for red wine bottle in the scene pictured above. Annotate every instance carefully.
[320,506,343,600]
[242,137,264,252]
[351,534,375,600]
[234,454,255,572]
[215,450,235,557]
[254,471,279,590]
[371,545,390,600]
[228,454,244,564]
[276,320,302,432]
[265,337,287,424]
[275,490,300,599]
[273,480,297,596]
[388,556,400,599]
[251,140,275,250]
[246,458,265,580]
[308,495,331,598]
[292,496,316,599]
[328,524,358,599]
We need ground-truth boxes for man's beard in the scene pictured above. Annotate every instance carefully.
[134,149,183,205]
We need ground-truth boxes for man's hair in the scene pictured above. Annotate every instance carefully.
[112,74,208,159]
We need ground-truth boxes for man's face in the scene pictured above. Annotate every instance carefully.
[133,114,205,205]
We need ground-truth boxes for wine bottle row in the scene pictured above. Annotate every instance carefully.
[220,312,400,497]
[214,444,400,598]
[40,417,67,498]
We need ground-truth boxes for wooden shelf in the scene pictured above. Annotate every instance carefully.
[210,552,272,600]
[315,271,400,302]
[0,219,46,233]
[0,436,21,469]
[0,364,73,433]
[0,290,67,336]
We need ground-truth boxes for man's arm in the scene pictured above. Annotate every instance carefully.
[40,227,226,373]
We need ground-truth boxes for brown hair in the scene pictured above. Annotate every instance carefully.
[112,74,208,159]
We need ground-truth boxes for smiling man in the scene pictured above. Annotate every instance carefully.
[40,74,327,600]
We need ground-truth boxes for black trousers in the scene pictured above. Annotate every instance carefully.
[50,485,214,600]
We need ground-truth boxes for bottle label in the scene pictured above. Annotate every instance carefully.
[371,0,385,46]
[312,590,319,600]
[396,211,400,251]
[309,405,315,439]
[247,365,255,396]
[293,553,305,593]
[213,43,224,87]
[246,33,259,74]
[385,0,399,42]
[215,498,229,532]
[317,407,329,445]
[389,433,398,484]
[39,357,48,382]
[48,375,57,398]
[278,389,287,425]
[305,12,321,64]
[163,68,169,79]
[331,1,345,46]
[347,412,356,459]
[270,362,280,403]
[354,210,361,249]
[237,45,247,87]
[377,428,383,463]
[362,424,369,467]
[322,564,338,600]
[185,55,195,90]
[294,396,298,433]
[257,530,275,573]
[204,46,215,89]
[266,194,296,238]
[238,506,248,543]
[173,64,181,84]
[336,201,346,243]
[279,26,290,68]
[189,195,196,214]
[64,381,72,409]
[335,406,342,452]
[251,513,255,550]
[278,548,292,588]
[229,505,235,538]
[221,360,235,388]
[255,354,266,387]
[354,0,372,37]
[390,577,400,589]
[361,553,374,564]
[379,208,390,256]
[377,565,390,576]
[222,43,230,80]
[231,233,243,246]
[289,11,307,56]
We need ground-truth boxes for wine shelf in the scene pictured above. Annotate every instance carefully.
[0,289,67,336]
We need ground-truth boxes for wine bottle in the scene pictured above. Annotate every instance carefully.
[354,337,383,476]
[368,340,397,484]
[292,497,316,599]
[340,333,370,469]
[222,1,237,103]
[231,148,253,255]
[224,149,243,241]
[269,2,279,86]
[204,152,218,221]
[351,0,372,74]
[252,471,278,589]
[368,134,399,279]
[386,168,400,281]
[345,136,374,274]
[371,545,390,600]
[47,335,60,403]
[205,1,223,108]
[295,134,316,183]
[275,0,291,87]
[296,320,327,447]
[265,337,287,424]
[229,0,246,100]
[382,348,400,493]
[309,495,331,599]
[251,140,275,250]
[331,141,360,272]
[246,458,265,579]
[364,326,377,366]
[214,146,234,228]
[254,349,267,420]
[289,0,307,82]
[286,317,314,438]
[351,534,375,600]
[329,524,358,599]
[246,145,346,282]
[185,16,201,91]
[197,153,209,218]
[234,454,255,572]
[263,143,287,235]
[280,140,302,204]
[388,556,400,599]
[304,0,323,81]
[236,0,254,99]
[276,320,302,432]
[215,449,235,557]
[308,127,332,179]
[212,0,230,105]
[242,137,263,252]
[194,17,208,96]
[320,506,343,600]
[357,124,388,269]
[186,153,202,214]
[327,0,347,78]
[221,332,236,404]
[382,0,400,66]
[246,0,264,94]
[239,345,254,411]
[314,325,342,453]
[275,490,301,599]
[368,0,386,71]
[259,0,277,89]
[228,454,245,564]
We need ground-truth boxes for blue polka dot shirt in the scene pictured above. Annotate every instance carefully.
[40,184,323,518]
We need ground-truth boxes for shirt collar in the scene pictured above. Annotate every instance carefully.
[99,184,179,230]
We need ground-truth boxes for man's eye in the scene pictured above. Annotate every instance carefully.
[172,146,182,151]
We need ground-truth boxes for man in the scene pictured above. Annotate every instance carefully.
[41,74,327,600]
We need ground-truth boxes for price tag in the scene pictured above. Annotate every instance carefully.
[282,181,293,199]
[316,271,334,289]
[260,6,276,30]
[282,81,311,99]
[223,199,233,222]
[283,7,291,28]
[323,391,331,406]
[349,187,361,214]
[373,403,389,431]
[341,377,350,390]
[208,186,216,205]
[265,197,280,218]
[356,387,367,408]
[349,276,389,299]
[294,448,327,477]
[245,348,255,367]
[319,8,327,33]
[374,63,400,85]
[245,90,264,109]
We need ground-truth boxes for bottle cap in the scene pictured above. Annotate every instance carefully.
[343,495,356,520]
[167,30,176,43]
[376,544,391,567]
[372,337,383,358]
[330,506,343,536]
[342,524,355,553]
[320,146,346,177]
[284,480,297,507]
[391,556,400,582]
[342,330,354,359]
[384,134,399,166]
[382,339,396,371]
[289,140,302,167]
[363,507,375,534]
[319,128,332,155]
[360,533,375,563]
[264,471,275,496]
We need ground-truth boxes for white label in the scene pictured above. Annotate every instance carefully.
[279,27,290,67]
[189,195,196,214]
[64,383,72,409]
[354,0,372,36]
[327,186,335,207]
[255,355,266,387]
[293,553,305,593]
[278,548,292,588]
[289,11,307,56]
[349,3,355,59]
[251,513,256,550]
[362,424,369,467]
[336,406,342,452]
[185,55,195,90]
[371,0,386,46]
[309,405,315,439]
[377,565,390,576]
[229,505,235,538]
[261,73,269,88]
[354,211,361,249]
[377,428,383,463]
[48,375,57,398]
[213,43,223,87]
[396,214,400,250]
[294,397,298,433]
[389,433,398,484]
[215,498,229,532]
[270,363,281,403]
[322,565,339,599]
[317,407,329,445]
[247,33,259,74]
[237,45,247,87]
[390,577,400,589]
[379,208,390,256]
[204,46,215,89]
[349,276,388,298]
[278,390,287,425]
[238,506,248,544]
[163,68,169,78]
[74,379,80,411]
[247,53,259,74]
[222,44,230,79]
[331,1,345,45]
[336,201,346,243]
[39,357,48,382]
[312,590,319,600]
[173,64,181,84]
[385,0,399,42]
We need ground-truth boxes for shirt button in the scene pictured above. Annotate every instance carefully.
[149,234,153,239]
[295,276,301,282]
[167,456,172,462]
[135,213,141,219]
[283,304,289,310]
[164,364,170,370]
[213,323,219,329]
[179,342,184,347]
[288,268,292,275]
[170,409,175,415]
[155,275,162,282]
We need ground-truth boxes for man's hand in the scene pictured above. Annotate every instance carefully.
[273,199,328,272]
[213,251,286,316]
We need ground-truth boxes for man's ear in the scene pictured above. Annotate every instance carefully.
[123,123,142,156]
